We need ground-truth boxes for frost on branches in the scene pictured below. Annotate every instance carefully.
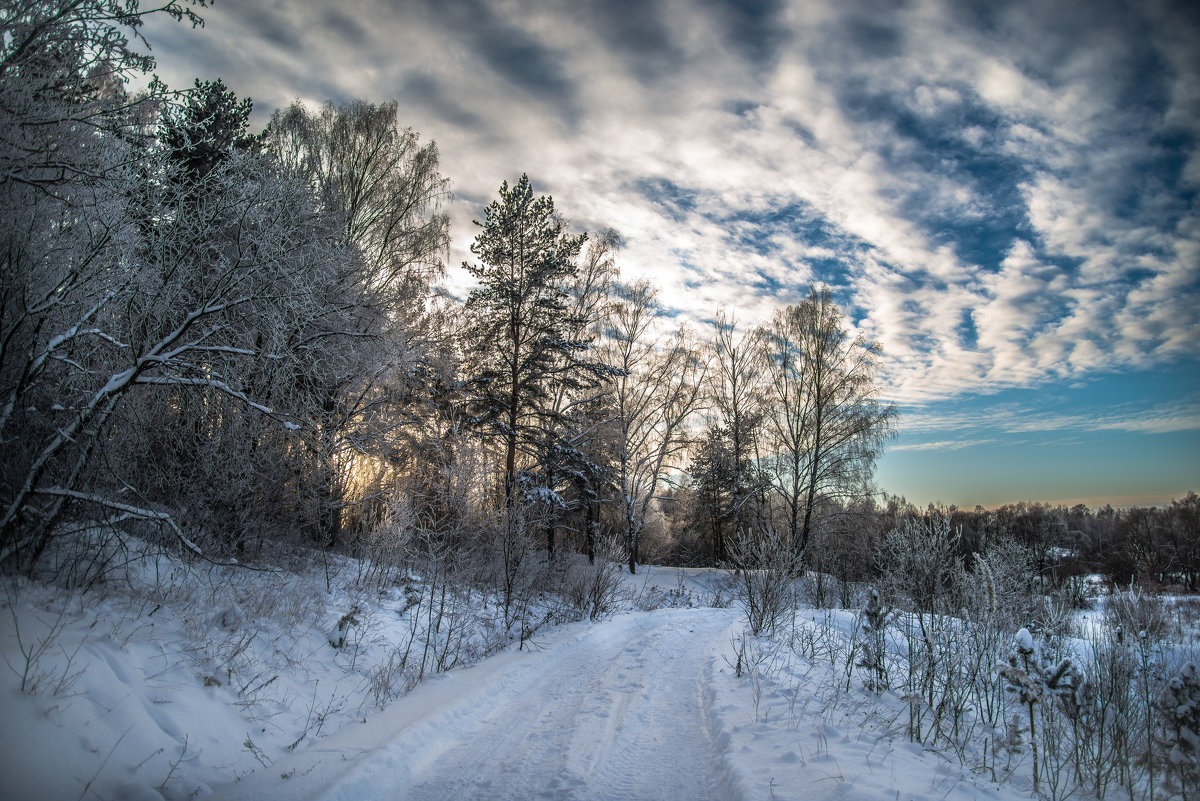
[1158,660,1200,797]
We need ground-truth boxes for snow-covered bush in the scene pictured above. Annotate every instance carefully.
[874,512,961,615]
[989,617,1200,801]
[962,539,1039,631]
[355,494,415,588]
[558,533,627,622]
[481,505,547,643]
[1106,587,1174,644]
[1032,596,1077,660]
[776,530,1198,801]
[726,526,797,636]
[1158,661,1200,798]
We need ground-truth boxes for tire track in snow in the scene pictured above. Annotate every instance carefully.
[209,607,743,801]
[402,608,741,801]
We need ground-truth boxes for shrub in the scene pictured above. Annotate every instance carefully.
[726,526,797,636]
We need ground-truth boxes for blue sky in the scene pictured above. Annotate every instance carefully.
[142,0,1199,508]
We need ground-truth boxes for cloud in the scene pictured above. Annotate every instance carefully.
[140,0,1200,408]
[1016,405,1200,436]
[902,398,1200,438]
[891,438,998,452]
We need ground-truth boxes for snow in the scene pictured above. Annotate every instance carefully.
[211,609,743,801]
[1,543,1033,801]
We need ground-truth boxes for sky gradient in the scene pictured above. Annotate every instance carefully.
[141,0,1200,509]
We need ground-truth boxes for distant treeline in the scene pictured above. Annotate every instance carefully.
[944,496,1200,592]
[800,494,1200,595]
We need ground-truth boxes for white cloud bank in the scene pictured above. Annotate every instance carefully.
[141,0,1200,408]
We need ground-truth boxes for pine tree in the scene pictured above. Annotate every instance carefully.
[161,78,263,184]
[463,175,597,511]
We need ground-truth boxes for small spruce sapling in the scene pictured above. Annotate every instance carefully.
[328,606,361,649]
[1158,661,1200,798]
[856,588,896,693]
[996,627,1086,794]
[997,628,1040,779]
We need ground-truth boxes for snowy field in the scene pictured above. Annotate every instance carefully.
[0,538,1165,801]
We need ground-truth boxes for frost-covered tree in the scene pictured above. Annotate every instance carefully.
[1158,661,1200,798]
[601,281,705,573]
[760,287,895,561]
[119,79,282,550]
[463,175,601,510]
[0,2,205,185]
[266,99,449,307]
[0,3,419,567]
[0,0,218,568]
[117,78,377,554]
[264,99,451,546]
[874,512,962,615]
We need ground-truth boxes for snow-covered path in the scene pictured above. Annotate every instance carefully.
[405,608,736,801]
[211,608,743,801]
[5,560,1036,801]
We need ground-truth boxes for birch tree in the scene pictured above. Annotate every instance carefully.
[603,281,705,573]
[265,100,450,545]
[266,99,449,308]
[760,286,895,562]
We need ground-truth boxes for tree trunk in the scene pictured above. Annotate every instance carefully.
[505,333,520,507]
[585,501,597,565]
[799,409,823,560]
[504,427,517,507]
[627,509,639,574]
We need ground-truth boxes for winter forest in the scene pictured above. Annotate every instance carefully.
[2,4,1199,801]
